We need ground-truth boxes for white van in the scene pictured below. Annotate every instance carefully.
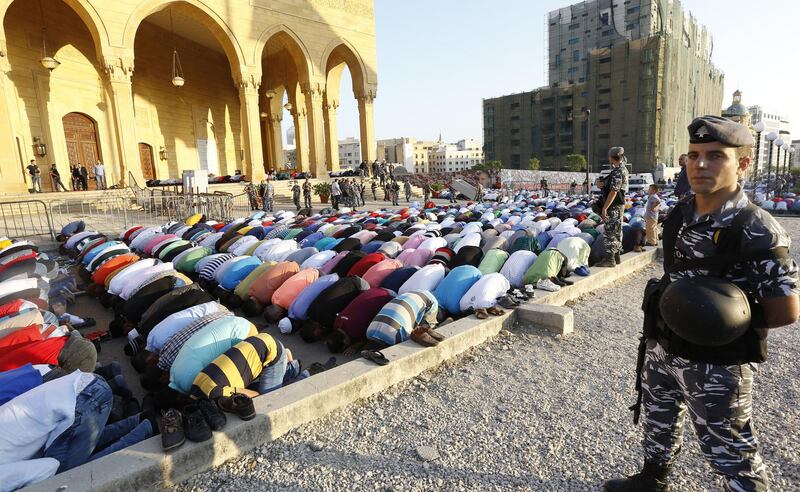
[628,173,654,193]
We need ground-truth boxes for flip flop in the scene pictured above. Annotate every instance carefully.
[487,306,506,316]
[361,350,390,366]
[474,308,489,320]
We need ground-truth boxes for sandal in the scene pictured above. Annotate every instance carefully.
[361,350,390,366]
[474,308,489,320]
[410,327,439,347]
[524,284,536,298]
[487,306,506,316]
[496,296,518,310]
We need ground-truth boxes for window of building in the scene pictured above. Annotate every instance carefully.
[599,57,611,64]
[598,88,611,94]
[599,118,610,124]
[510,102,520,109]
[511,139,520,146]
[599,103,610,109]
[555,54,561,66]
[511,155,520,167]
[569,23,580,30]
[626,6,639,14]
[600,12,610,25]
[573,50,580,61]
[568,38,579,45]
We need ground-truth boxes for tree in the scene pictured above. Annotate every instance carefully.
[472,160,502,171]
[528,157,540,171]
[563,154,586,172]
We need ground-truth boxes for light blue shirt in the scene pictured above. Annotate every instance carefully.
[169,316,255,394]
[287,273,339,321]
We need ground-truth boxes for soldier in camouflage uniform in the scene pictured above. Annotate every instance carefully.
[605,116,800,492]
[596,146,629,267]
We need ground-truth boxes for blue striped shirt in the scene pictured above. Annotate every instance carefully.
[366,290,438,347]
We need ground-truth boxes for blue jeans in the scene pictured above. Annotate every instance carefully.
[251,342,288,394]
[43,377,153,472]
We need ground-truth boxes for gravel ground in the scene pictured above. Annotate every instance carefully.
[175,217,800,492]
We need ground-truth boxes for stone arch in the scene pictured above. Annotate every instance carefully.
[320,38,369,100]
[254,24,313,83]
[0,0,109,61]
[121,0,247,76]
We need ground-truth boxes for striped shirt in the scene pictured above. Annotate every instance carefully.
[366,290,438,347]
[157,310,232,371]
[198,254,235,281]
[190,333,281,399]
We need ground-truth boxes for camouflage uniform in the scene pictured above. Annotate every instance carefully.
[302,181,312,208]
[262,182,274,212]
[603,164,629,258]
[641,188,799,491]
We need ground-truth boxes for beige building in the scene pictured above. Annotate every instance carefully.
[428,139,484,173]
[0,0,378,193]
[376,137,438,173]
[337,137,360,169]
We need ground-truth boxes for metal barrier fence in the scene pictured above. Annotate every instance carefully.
[0,200,56,241]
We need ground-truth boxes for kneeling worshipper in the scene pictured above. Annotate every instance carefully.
[242,260,300,316]
[299,275,370,343]
[0,371,155,489]
[365,290,443,348]
[263,268,320,323]
[458,272,510,319]
[326,287,396,354]
[432,265,483,318]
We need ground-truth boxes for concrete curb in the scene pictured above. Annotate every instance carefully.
[24,248,660,492]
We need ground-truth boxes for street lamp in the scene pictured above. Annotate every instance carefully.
[753,120,765,181]
[782,143,790,176]
[584,108,591,194]
[765,132,777,189]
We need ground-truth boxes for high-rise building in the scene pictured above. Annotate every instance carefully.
[484,0,724,173]
[428,139,484,174]
[749,106,792,172]
[338,138,362,169]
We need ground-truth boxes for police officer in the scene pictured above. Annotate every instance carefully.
[302,177,312,209]
[291,180,301,210]
[596,146,629,267]
[604,116,800,491]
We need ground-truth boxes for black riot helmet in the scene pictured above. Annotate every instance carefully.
[659,277,751,347]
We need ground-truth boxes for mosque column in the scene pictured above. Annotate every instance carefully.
[103,55,141,187]
[292,107,309,173]
[357,89,377,163]
[268,113,284,171]
[237,68,266,183]
[0,36,25,192]
[302,80,327,178]
[323,98,340,172]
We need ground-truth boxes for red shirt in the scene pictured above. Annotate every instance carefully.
[346,253,386,278]
[0,337,66,371]
[334,288,395,341]
[0,324,43,349]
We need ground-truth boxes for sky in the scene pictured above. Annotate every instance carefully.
[332,0,800,143]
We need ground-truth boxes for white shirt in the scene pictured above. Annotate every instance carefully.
[87,244,130,271]
[119,263,174,300]
[459,273,510,311]
[0,371,95,465]
[454,232,482,253]
[301,250,337,270]
[64,231,96,250]
[252,238,282,258]
[230,236,259,256]
[129,228,162,251]
[107,258,158,295]
[256,239,298,262]
[199,232,225,249]
[418,237,447,251]
[499,250,538,288]
[399,263,446,294]
[146,301,225,352]
[93,163,104,176]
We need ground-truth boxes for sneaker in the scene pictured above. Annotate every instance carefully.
[614,252,621,265]
[161,409,186,451]
[183,405,212,442]
[196,398,227,431]
[536,278,561,292]
[217,393,256,421]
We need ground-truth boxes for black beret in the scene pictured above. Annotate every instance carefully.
[688,115,755,147]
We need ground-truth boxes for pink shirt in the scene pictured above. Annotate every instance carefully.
[143,234,176,256]
[362,259,403,288]
[402,235,426,250]
[397,248,434,267]
[351,230,378,246]
[271,268,320,309]
[319,251,349,275]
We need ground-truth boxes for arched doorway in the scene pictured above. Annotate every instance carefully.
[138,142,156,181]
[62,112,101,190]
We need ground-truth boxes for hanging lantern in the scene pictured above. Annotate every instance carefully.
[171,49,184,87]
[38,19,59,71]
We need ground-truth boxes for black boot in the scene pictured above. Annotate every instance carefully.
[603,461,671,492]
[615,252,621,264]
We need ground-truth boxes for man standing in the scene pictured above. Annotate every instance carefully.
[371,180,378,201]
[643,184,661,246]
[291,180,301,210]
[79,165,89,190]
[604,116,800,492]
[570,180,577,196]
[448,181,458,204]
[391,180,400,206]
[595,147,629,267]
[330,179,341,210]
[540,177,549,196]
[262,178,274,212]
[422,181,431,204]
[474,181,484,202]
[49,164,68,192]
[70,165,80,190]
[302,177,312,209]
[93,161,106,190]
[404,179,412,203]
[359,179,367,207]
[26,160,41,193]
[674,153,690,198]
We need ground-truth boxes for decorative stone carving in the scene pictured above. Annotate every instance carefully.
[103,56,135,83]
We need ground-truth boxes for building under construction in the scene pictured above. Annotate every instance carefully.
[483,0,724,172]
